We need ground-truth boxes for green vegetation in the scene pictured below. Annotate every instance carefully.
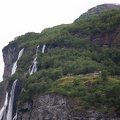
[18,46,120,114]
[70,9,120,37]
[6,9,120,114]
[19,74,120,114]
[51,75,120,111]
[75,4,120,21]
[101,70,108,80]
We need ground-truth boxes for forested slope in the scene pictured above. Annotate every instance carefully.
[1,5,120,118]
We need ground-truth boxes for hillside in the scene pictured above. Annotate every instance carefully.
[0,4,120,120]
[75,4,120,21]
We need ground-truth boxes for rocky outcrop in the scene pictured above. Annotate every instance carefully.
[0,82,6,110]
[2,44,18,81]
[17,94,120,120]
[18,94,69,120]
[0,44,18,110]
[75,4,120,21]
[90,26,120,47]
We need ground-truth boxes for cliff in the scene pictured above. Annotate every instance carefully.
[0,4,120,120]
[17,94,120,120]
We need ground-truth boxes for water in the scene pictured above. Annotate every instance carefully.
[36,45,39,55]
[11,48,24,75]
[17,48,24,60]
[29,57,38,75]
[6,79,18,120]
[11,61,17,76]
[0,48,24,120]
[42,44,45,53]
[29,46,39,75]
[13,112,17,120]
[0,92,8,120]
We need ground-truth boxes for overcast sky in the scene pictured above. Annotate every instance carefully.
[0,0,120,82]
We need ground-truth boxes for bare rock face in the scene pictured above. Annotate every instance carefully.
[2,44,18,81]
[0,44,18,110]
[90,26,120,47]
[18,94,69,120]
[32,94,68,120]
[17,94,120,120]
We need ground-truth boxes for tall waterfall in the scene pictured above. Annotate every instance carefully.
[29,57,38,75]
[42,44,45,53]
[6,79,18,120]
[11,48,24,75]
[0,92,8,120]
[29,46,39,75]
[0,48,24,120]
[36,45,39,55]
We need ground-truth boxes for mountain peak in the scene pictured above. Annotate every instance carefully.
[75,3,120,22]
[88,4,120,12]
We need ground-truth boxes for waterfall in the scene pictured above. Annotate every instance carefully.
[29,57,38,75]
[13,112,17,120]
[11,48,24,75]
[6,79,18,120]
[42,44,45,53]
[0,92,8,120]
[0,49,24,120]
[29,46,39,75]
[36,45,39,55]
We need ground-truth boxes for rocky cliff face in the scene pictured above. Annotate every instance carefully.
[2,44,18,81]
[18,94,69,120]
[0,44,18,110]
[17,94,120,120]
[90,26,120,47]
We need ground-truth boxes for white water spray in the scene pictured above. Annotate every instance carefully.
[42,44,45,53]
[0,92,8,120]
[6,79,18,120]
[29,57,38,75]
[36,45,39,55]
[0,48,24,120]
[11,48,24,75]
[29,46,39,75]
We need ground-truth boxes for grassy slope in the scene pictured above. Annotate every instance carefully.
[50,75,120,112]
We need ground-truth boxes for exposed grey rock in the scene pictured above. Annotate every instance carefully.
[17,94,120,120]
[2,44,18,81]
[18,94,69,120]
[0,45,18,111]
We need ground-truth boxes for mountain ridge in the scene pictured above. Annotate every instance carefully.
[74,3,120,21]
[0,4,120,120]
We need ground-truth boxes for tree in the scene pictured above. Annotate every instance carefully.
[101,70,108,80]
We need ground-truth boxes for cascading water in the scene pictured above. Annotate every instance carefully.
[0,92,8,120]
[0,48,24,120]
[12,112,17,120]
[11,48,24,75]
[42,44,45,53]
[6,79,18,120]
[29,46,39,75]
[36,45,39,55]
[29,57,38,75]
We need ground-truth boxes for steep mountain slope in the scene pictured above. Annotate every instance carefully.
[0,4,120,120]
[75,4,120,21]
